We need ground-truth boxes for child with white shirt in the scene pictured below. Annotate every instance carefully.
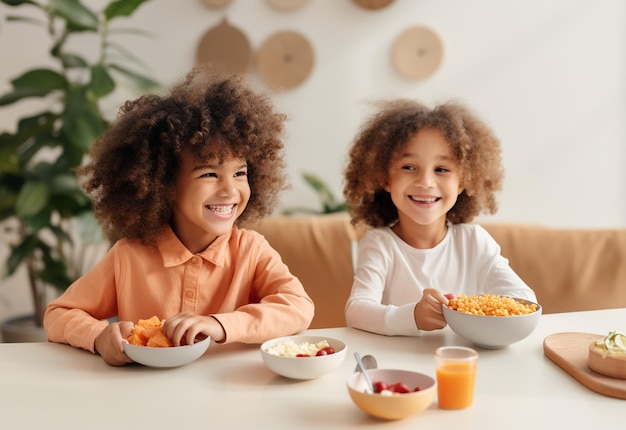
[343,99,536,336]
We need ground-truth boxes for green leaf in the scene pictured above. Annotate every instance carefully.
[109,63,160,91]
[282,172,347,215]
[0,88,52,105]
[0,69,67,105]
[49,174,91,214]
[3,119,58,174]
[28,161,56,179]
[49,0,99,31]
[1,0,39,7]
[15,180,50,216]
[38,247,73,290]
[48,224,74,245]
[6,14,46,27]
[302,172,338,208]
[0,134,22,169]
[47,173,91,217]
[104,0,151,21]
[4,234,38,277]
[21,208,52,231]
[11,68,68,91]
[54,145,86,171]
[49,173,81,194]
[61,53,89,68]
[61,87,106,150]
[0,185,18,220]
[90,64,116,97]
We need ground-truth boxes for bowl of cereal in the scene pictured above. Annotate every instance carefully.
[346,368,436,420]
[443,294,542,349]
[260,335,347,379]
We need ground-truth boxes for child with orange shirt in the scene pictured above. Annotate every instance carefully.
[44,67,314,366]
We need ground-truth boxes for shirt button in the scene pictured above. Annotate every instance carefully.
[191,257,198,264]
[186,291,194,298]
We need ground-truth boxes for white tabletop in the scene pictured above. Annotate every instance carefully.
[1,308,624,429]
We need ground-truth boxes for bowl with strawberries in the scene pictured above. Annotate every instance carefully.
[346,368,436,420]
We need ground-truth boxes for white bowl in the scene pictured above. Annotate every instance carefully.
[346,368,436,420]
[260,335,347,379]
[443,298,541,349]
[123,336,211,368]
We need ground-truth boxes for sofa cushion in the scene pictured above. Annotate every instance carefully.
[481,223,626,314]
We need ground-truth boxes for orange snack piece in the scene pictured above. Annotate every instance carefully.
[126,316,173,347]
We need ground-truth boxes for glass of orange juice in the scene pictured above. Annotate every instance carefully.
[435,346,478,409]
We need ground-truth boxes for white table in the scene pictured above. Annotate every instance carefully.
[1,308,624,429]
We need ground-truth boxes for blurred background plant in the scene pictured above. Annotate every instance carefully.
[0,0,159,327]
[282,172,347,215]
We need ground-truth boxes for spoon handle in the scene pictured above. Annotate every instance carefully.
[354,352,375,393]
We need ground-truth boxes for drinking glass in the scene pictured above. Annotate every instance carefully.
[435,346,478,409]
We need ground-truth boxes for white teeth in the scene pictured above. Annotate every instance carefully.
[206,205,235,215]
[411,196,438,203]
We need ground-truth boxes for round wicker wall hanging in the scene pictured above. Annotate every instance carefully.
[196,18,252,76]
[256,30,315,91]
[392,26,443,81]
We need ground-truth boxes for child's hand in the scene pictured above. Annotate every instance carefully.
[413,289,454,331]
[163,312,225,346]
[94,321,135,366]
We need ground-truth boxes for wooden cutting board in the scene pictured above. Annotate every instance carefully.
[543,332,626,400]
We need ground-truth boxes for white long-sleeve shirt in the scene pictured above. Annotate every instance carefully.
[345,223,537,336]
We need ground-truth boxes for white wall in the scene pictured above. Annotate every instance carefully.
[1,0,625,322]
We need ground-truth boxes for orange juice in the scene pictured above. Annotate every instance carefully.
[436,361,476,409]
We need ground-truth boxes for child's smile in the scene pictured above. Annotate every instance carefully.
[205,203,238,219]
[409,195,441,206]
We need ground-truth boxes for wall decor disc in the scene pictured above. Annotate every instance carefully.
[202,0,234,9]
[392,26,443,81]
[352,0,395,10]
[267,0,311,12]
[257,31,314,91]
[196,18,252,76]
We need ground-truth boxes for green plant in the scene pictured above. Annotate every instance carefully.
[0,0,159,326]
[282,172,347,215]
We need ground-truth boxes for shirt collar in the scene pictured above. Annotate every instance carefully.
[156,225,231,267]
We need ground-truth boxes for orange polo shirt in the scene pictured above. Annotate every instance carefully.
[44,226,315,353]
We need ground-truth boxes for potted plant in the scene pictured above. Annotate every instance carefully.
[282,172,347,215]
[0,0,159,340]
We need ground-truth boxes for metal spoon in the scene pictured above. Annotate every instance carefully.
[354,352,375,393]
[353,354,378,372]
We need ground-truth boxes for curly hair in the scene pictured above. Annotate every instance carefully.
[78,67,288,244]
[343,99,504,228]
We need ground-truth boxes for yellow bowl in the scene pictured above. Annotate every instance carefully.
[346,368,436,420]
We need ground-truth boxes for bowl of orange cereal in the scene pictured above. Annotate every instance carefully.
[123,316,211,368]
[443,294,542,349]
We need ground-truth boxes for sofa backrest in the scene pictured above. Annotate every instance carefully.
[246,215,626,328]
[481,223,626,314]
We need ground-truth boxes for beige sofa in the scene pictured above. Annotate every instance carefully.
[245,214,626,329]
